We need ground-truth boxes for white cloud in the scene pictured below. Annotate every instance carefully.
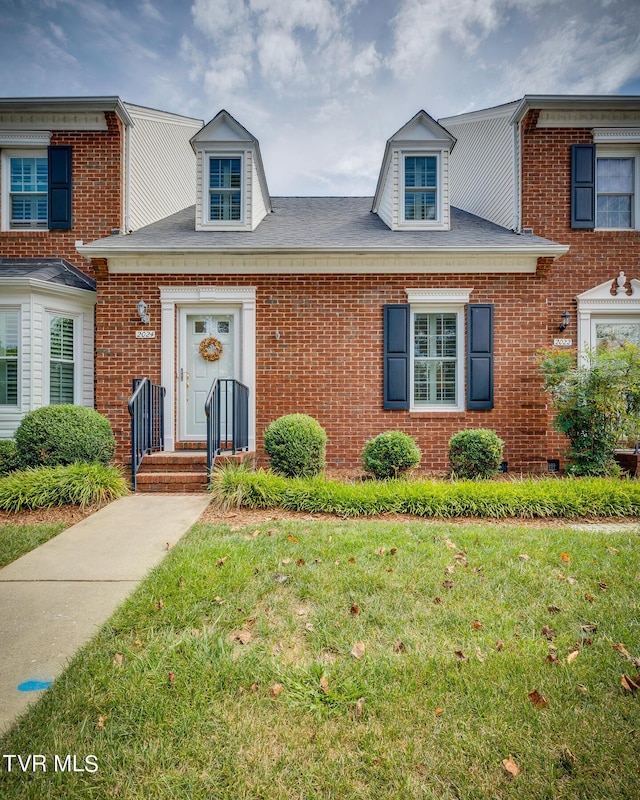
[139,0,163,23]
[256,28,308,87]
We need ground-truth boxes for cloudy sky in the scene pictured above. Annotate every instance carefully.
[1,0,639,195]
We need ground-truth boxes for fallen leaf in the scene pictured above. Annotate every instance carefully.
[374,546,386,556]
[621,674,640,693]
[390,548,397,555]
[502,755,520,777]
[273,572,290,583]
[320,675,329,695]
[231,630,252,645]
[350,603,360,615]
[270,683,284,698]
[584,593,594,603]
[607,546,619,554]
[166,542,172,550]
[250,682,259,692]
[612,642,633,660]
[445,539,458,550]
[519,554,531,561]
[546,653,560,664]
[113,652,124,668]
[304,622,314,632]
[216,556,228,567]
[393,641,406,653]
[281,558,293,565]
[434,707,444,717]
[442,580,454,590]
[475,647,485,662]
[214,596,225,605]
[581,624,597,634]
[354,697,365,717]
[567,650,580,664]
[567,576,577,585]
[296,558,306,566]
[168,671,176,684]
[560,552,571,563]
[541,626,556,640]
[599,582,608,591]
[471,619,483,630]
[96,715,106,730]
[444,564,456,574]
[156,599,164,610]
[178,576,185,588]
[560,746,578,766]
[434,596,443,604]
[287,535,298,542]
[495,639,504,651]
[576,684,588,695]
[547,605,562,614]
[134,638,142,647]
[454,650,467,662]
[348,557,356,564]
[351,641,366,659]
[528,690,548,709]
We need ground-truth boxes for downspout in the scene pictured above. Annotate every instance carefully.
[123,119,132,233]
[512,118,521,233]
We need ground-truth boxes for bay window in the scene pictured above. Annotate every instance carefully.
[0,309,19,406]
[49,315,75,404]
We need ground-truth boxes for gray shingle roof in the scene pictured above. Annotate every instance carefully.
[79,197,566,255]
[0,258,96,291]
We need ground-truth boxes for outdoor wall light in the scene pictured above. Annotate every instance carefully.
[558,311,571,332]
[137,300,150,325]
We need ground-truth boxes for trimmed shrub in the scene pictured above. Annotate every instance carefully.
[0,440,21,476]
[14,405,115,468]
[0,463,129,511]
[362,430,421,479]
[448,429,504,480]
[264,414,327,478]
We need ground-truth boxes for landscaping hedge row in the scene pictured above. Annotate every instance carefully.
[210,464,640,518]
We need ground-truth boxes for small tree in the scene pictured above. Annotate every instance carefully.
[538,343,640,476]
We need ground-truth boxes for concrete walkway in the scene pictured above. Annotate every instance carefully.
[0,493,211,734]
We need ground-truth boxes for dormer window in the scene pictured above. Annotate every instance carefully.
[403,155,438,222]
[372,110,455,232]
[209,156,242,222]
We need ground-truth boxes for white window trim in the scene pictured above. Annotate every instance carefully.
[201,152,246,229]
[595,145,640,231]
[1,148,49,232]
[406,288,472,412]
[398,151,445,230]
[576,276,640,358]
[45,311,81,405]
[0,306,20,408]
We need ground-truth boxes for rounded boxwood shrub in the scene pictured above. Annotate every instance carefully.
[0,439,21,476]
[264,414,327,478]
[362,430,421,479]
[14,405,116,468]
[448,428,504,479]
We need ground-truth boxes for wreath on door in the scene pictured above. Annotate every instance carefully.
[199,336,224,362]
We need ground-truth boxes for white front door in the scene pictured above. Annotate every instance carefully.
[179,308,239,440]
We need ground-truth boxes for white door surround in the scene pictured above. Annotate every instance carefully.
[160,286,256,452]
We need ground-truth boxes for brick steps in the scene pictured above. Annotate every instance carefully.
[134,450,252,493]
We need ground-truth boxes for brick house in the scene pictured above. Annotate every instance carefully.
[4,95,639,487]
[0,97,203,440]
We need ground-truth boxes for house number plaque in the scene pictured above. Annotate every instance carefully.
[135,330,156,339]
[553,338,572,347]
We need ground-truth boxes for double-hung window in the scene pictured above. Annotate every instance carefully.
[0,309,19,406]
[8,151,48,229]
[209,157,242,222]
[596,155,635,229]
[404,155,438,222]
[412,308,462,409]
[49,315,75,404]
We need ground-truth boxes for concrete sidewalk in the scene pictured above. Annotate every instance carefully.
[0,493,211,734]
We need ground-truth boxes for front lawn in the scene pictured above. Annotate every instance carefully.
[1,518,639,799]
[0,522,67,568]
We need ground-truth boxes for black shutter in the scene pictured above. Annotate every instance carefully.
[48,146,72,230]
[383,304,410,410]
[570,143,595,229]
[466,304,493,410]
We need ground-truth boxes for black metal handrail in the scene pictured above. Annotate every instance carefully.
[205,378,249,482]
[128,377,165,491]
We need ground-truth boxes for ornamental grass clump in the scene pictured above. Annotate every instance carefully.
[264,414,327,478]
[448,429,504,480]
[362,430,421,479]
[14,404,115,468]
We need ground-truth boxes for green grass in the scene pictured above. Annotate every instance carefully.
[0,522,66,568]
[1,519,639,799]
